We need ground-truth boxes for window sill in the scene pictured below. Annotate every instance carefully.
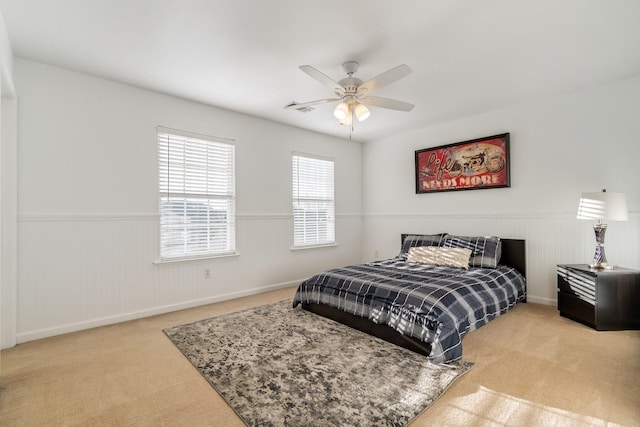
[290,243,339,251]
[154,252,240,266]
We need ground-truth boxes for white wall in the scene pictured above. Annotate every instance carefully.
[0,7,18,354]
[362,74,640,304]
[0,8,13,95]
[12,58,362,345]
[7,56,640,346]
[1,94,17,350]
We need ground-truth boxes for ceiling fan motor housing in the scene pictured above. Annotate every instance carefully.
[336,77,363,96]
[337,61,363,96]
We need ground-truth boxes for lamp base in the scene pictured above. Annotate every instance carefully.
[590,223,610,269]
[589,261,613,270]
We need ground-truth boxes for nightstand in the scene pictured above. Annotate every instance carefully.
[557,264,640,330]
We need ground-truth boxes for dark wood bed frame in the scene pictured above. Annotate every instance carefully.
[301,235,526,357]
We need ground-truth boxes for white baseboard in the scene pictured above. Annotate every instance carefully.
[526,295,556,306]
[14,280,301,346]
[12,281,558,346]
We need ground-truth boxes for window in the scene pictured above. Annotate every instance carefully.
[292,153,335,247]
[158,127,235,260]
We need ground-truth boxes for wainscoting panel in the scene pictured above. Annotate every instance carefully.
[14,212,638,343]
[361,213,640,306]
[16,214,362,344]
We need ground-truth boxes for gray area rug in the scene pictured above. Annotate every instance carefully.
[164,301,473,427]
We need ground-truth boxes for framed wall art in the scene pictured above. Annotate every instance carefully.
[415,133,510,194]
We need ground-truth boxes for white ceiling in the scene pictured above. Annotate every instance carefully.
[2,0,640,142]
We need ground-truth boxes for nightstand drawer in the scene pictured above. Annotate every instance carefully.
[558,291,595,328]
[557,265,596,303]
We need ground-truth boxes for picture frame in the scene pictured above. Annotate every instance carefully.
[415,133,510,194]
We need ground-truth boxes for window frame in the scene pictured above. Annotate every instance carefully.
[157,126,236,262]
[291,152,336,249]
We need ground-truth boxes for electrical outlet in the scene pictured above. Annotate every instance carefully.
[204,268,211,279]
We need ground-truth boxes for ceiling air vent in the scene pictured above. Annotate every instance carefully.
[285,102,314,113]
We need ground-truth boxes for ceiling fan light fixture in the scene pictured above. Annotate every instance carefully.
[338,114,352,126]
[291,62,414,132]
[354,103,370,121]
[334,102,349,120]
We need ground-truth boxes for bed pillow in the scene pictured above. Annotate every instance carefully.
[407,246,472,269]
[399,233,447,259]
[442,235,502,268]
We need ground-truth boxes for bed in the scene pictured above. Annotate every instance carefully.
[292,233,527,363]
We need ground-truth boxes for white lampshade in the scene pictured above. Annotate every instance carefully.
[333,102,349,120]
[338,111,352,126]
[577,190,628,222]
[354,103,370,121]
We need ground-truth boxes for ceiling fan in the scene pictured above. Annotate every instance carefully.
[285,61,414,126]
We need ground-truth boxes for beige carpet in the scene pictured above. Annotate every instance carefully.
[1,286,639,426]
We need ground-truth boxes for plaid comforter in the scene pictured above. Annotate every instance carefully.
[292,258,526,363]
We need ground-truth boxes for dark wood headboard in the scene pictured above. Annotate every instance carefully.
[499,239,526,278]
[400,234,526,278]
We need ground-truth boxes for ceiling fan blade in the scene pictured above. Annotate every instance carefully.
[284,98,340,110]
[356,64,412,95]
[299,65,344,94]
[359,96,414,112]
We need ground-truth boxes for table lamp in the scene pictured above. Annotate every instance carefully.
[576,189,628,270]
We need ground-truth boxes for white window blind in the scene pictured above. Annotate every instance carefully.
[292,153,335,247]
[158,127,235,260]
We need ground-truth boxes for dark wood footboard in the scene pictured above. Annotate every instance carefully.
[301,302,432,357]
